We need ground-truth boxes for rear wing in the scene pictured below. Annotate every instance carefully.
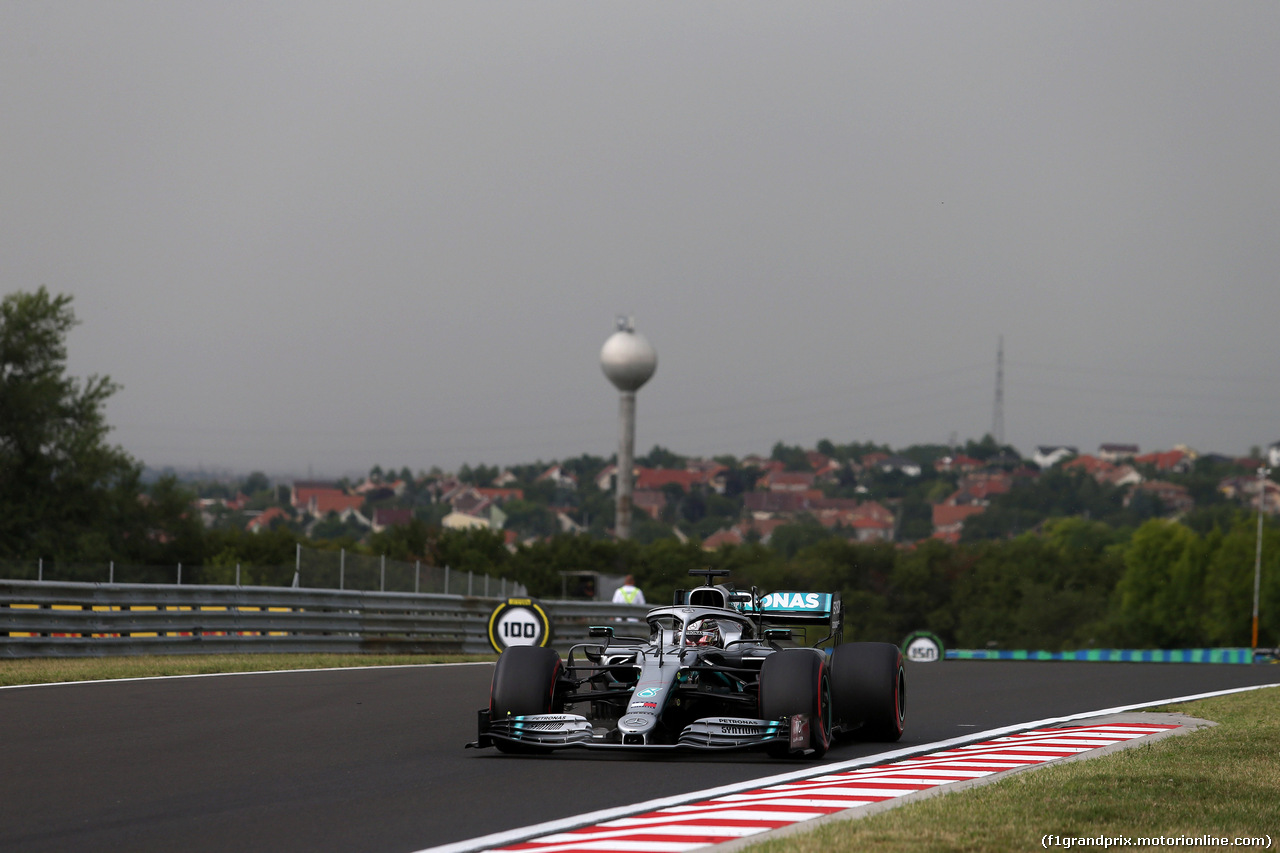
[742,590,843,645]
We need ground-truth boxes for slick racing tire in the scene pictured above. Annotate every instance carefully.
[830,642,905,742]
[489,646,562,754]
[759,649,832,759]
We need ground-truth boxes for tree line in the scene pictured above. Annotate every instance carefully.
[3,287,1276,650]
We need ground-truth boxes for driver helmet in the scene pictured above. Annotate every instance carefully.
[684,618,722,648]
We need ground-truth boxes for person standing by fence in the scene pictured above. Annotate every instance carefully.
[612,574,645,605]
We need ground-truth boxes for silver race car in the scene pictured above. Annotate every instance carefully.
[468,569,904,757]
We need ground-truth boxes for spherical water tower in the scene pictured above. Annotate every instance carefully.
[601,316,657,540]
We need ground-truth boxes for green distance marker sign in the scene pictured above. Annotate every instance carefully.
[902,630,945,663]
[488,598,552,653]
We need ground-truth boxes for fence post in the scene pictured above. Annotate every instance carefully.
[415,560,420,594]
[380,555,386,592]
[39,558,43,582]
[236,564,241,587]
[293,544,301,588]
[177,563,182,585]
[340,548,345,591]
[501,577,506,597]
[484,574,489,597]
[468,571,473,596]
[109,561,114,584]
[444,565,450,595]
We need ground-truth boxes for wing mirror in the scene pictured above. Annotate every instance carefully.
[588,625,615,638]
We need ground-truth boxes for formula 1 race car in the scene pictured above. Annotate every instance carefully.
[467,569,904,757]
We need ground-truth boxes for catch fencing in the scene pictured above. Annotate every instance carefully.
[0,580,648,658]
[0,550,526,597]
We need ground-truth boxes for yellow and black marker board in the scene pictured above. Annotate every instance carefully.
[488,598,552,653]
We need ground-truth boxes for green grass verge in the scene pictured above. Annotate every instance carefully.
[743,687,1279,853]
[0,653,495,686]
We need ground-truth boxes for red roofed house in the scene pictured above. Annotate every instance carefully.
[291,481,364,517]
[447,486,524,518]
[701,528,745,550]
[1125,481,1194,515]
[246,506,290,533]
[758,470,817,492]
[631,489,668,520]
[1097,465,1143,488]
[1064,455,1115,477]
[934,454,984,474]
[852,500,895,526]
[850,515,895,543]
[633,468,703,492]
[932,504,986,543]
[372,508,413,533]
[946,472,1013,504]
[744,490,821,516]
[1133,449,1189,473]
[537,465,579,490]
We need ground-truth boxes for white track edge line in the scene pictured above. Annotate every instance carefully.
[0,660,494,690]
[416,682,1280,853]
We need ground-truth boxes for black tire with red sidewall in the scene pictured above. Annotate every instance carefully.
[758,648,832,758]
[829,641,905,742]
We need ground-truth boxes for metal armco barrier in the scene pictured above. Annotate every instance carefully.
[0,580,649,658]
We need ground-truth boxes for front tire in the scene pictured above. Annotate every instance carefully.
[759,649,832,758]
[830,642,905,742]
[489,646,562,753]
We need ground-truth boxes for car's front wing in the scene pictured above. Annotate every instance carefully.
[468,710,815,753]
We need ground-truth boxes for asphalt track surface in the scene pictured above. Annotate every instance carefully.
[2,660,1278,853]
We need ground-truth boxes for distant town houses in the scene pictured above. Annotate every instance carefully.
[211,435,1276,549]
[1219,474,1280,514]
[934,454,984,474]
[1124,481,1194,515]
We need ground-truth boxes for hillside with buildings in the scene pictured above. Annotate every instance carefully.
[193,437,1280,550]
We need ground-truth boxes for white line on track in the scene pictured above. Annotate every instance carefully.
[418,682,1279,853]
[0,660,493,691]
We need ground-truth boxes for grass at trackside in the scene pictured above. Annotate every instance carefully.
[0,653,496,686]
[744,687,1280,853]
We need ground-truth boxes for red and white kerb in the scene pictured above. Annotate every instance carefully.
[487,723,1177,853]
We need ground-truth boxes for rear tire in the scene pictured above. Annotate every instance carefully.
[489,646,562,754]
[758,649,831,758]
[830,642,904,742]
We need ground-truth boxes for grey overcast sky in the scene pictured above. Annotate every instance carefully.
[3,2,1278,478]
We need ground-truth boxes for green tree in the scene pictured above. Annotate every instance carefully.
[242,471,271,496]
[770,442,812,471]
[0,288,148,559]
[1201,517,1280,647]
[637,445,687,469]
[368,517,431,561]
[769,518,835,559]
[1112,520,1210,647]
